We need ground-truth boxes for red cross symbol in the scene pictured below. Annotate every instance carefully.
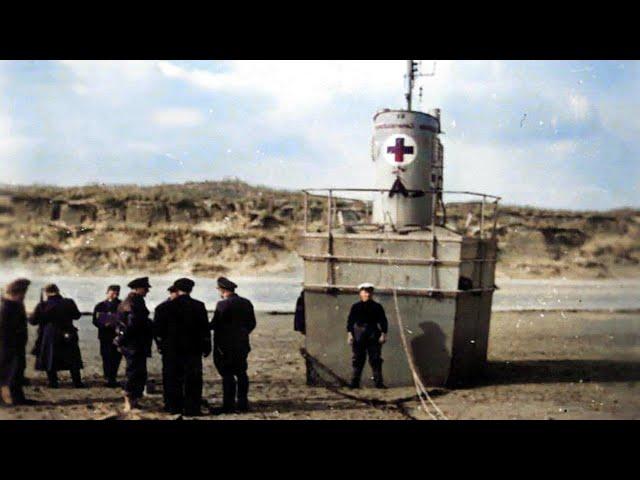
[387,137,414,163]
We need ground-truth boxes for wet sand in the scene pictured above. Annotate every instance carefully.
[1,310,638,420]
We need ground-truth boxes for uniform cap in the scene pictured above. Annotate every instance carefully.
[173,278,195,293]
[107,284,121,293]
[128,277,152,289]
[357,282,375,291]
[217,277,237,291]
[44,283,60,294]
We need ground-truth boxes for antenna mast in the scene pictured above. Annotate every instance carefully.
[404,60,436,111]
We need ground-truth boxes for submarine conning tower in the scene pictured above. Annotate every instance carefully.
[298,60,502,389]
[371,107,443,229]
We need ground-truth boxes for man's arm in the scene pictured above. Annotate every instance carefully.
[152,304,168,349]
[245,301,257,334]
[67,299,82,321]
[378,304,388,344]
[209,301,222,332]
[199,303,212,357]
[378,304,389,334]
[28,303,42,326]
[346,304,357,344]
[347,304,357,333]
[92,303,100,328]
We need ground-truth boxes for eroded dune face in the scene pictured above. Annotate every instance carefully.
[0,181,638,278]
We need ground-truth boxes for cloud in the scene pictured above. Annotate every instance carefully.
[157,60,403,116]
[151,108,204,128]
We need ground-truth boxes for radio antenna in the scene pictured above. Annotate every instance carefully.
[405,60,436,111]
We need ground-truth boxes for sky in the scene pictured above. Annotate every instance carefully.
[0,60,638,210]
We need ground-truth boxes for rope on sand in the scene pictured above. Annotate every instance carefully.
[300,348,418,420]
[386,253,449,421]
[391,286,447,420]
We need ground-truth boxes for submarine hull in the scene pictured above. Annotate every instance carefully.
[299,228,497,388]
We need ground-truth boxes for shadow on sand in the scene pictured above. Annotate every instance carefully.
[480,359,640,385]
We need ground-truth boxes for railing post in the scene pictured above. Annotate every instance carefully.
[492,200,500,239]
[303,192,308,233]
[327,190,332,233]
[326,190,334,287]
[480,195,486,239]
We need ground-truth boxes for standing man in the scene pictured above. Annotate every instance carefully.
[0,279,34,406]
[347,283,388,389]
[30,284,85,388]
[153,284,179,409]
[154,278,210,416]
[210,277,256,413]
[116,277,153,412]
[92,285,122,388]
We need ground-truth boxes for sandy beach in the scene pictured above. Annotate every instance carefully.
[0,308,637,420]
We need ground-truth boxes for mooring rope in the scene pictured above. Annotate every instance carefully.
[387,259,448,420]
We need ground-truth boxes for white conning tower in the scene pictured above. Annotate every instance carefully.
[371,107,443,229]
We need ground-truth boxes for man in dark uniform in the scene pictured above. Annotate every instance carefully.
[0,278,34,406]
[29,284,85,388]
[154,278,211,416]
[294,290,305,335]
[210,277,256,413]
[115,277,153,412]
[92,285,122,387]
[153,284,179,409]
[347,283,388,389]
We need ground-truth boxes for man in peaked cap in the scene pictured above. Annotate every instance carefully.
[0,279,35,406]
[210,276,256,413]
[153,284,179,409]
[29,283,85,389]
[128,276,152,290]
[92,285,122,387]
[347,282,388,389]
[154,278,211,416]
[116,277,153,412]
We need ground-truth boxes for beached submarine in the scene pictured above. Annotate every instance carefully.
[298,61,501,388]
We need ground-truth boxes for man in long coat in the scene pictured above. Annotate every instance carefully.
[29,284,85,388]
[115,277,153,412]
[92,285,122,387]
[210,277,256,413]
[0,279,34,405]
[153,284,179,409]
[154,278,211,416]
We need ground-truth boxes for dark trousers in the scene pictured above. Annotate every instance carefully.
[221,371,249,409]
[124,352,147,399]
[163,353,203,414]
[100,339,122,382]
[215,351,249,409]
[351,339,383,385]
[2,354,26,402]
[47,368,82,386]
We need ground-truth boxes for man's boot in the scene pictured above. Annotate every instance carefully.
[237,372,249,412]
[47,371,59,389]
[373,366,386,389]
[349,368,362,389]
[221,375,236,413]
[71,369,86,388]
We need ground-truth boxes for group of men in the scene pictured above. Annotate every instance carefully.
[0,274,390,415]
[0,275,257,416]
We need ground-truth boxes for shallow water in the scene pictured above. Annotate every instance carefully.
[2,267,639,323]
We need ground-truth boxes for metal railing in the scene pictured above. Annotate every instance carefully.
[301,188,502,239]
